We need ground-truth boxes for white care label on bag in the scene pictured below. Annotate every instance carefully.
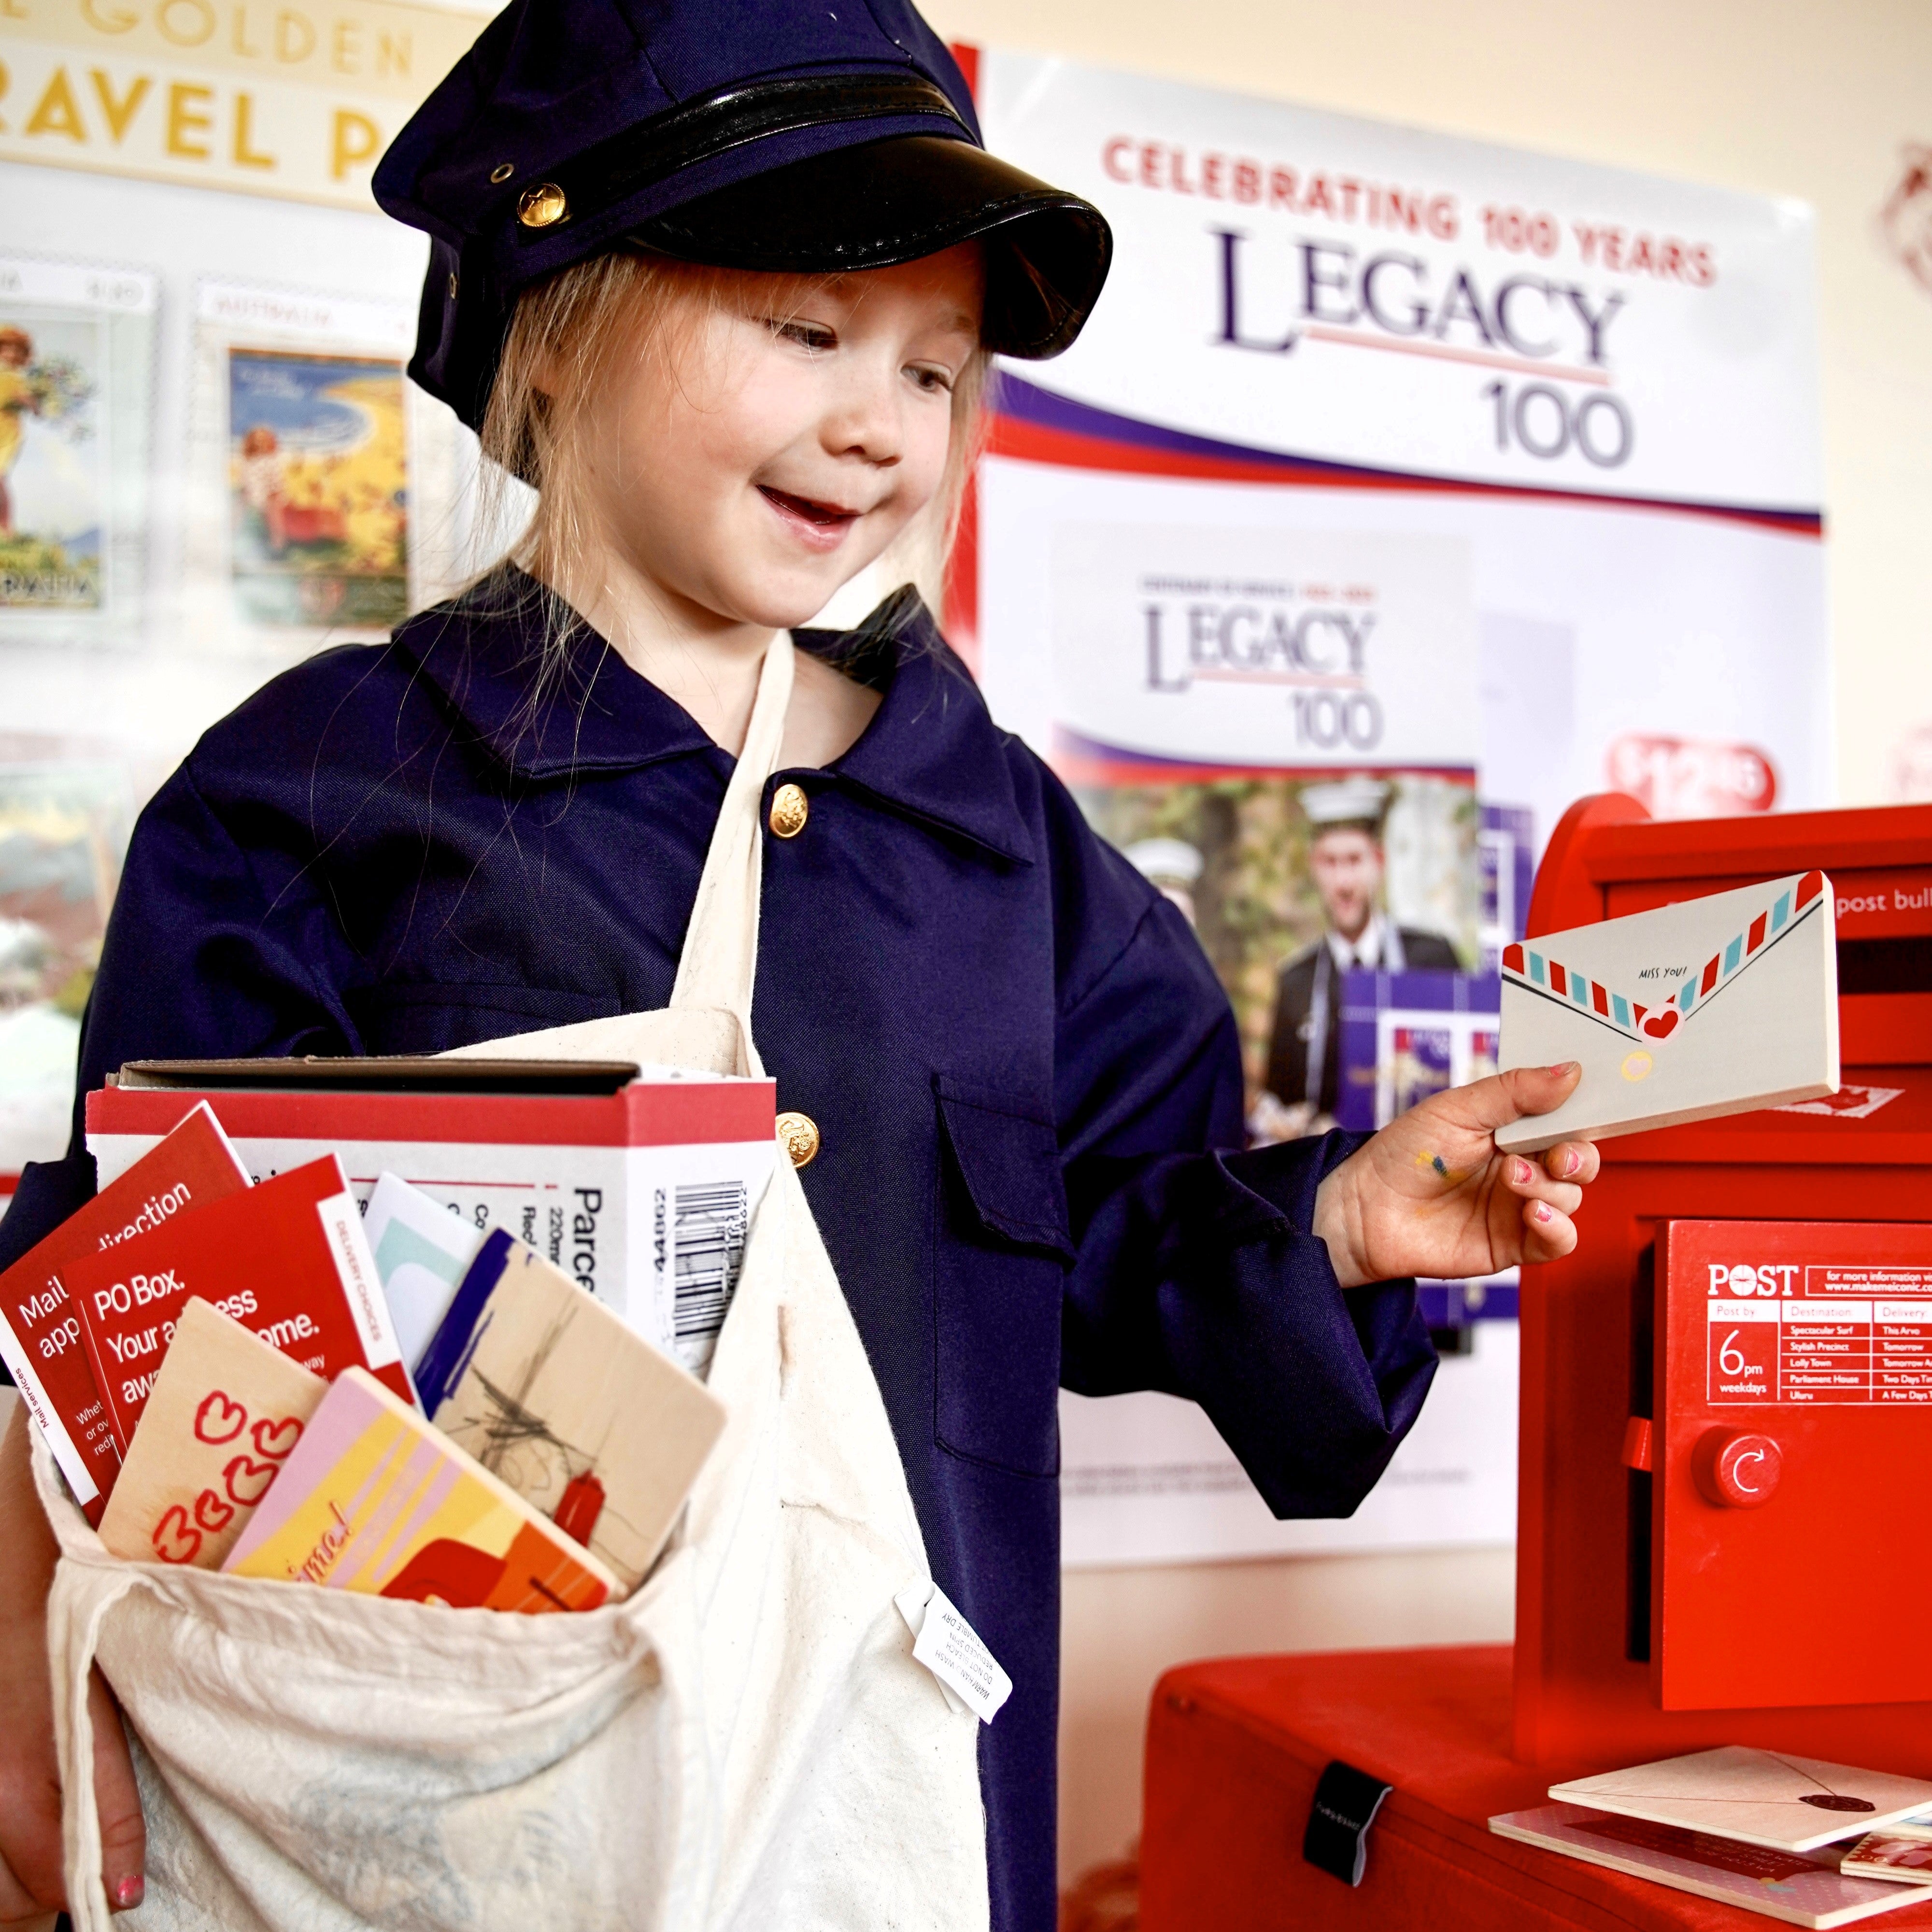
[895,1581,1013,1723]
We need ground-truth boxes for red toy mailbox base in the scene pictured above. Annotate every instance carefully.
[1137,1646,1932,1930]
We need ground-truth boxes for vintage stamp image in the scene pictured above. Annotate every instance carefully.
[226,348,410,630]
[0,312,103,610]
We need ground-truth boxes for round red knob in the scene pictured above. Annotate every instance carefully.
[1710,1433,1782,1508]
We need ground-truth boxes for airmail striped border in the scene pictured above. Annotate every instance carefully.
[1500,870,1823,1042]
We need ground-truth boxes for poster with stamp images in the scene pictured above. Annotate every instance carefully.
[227,347,410,630]
[186,279,456,651]
[0,255,154,639]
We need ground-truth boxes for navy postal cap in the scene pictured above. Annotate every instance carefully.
[373,0,1113,431]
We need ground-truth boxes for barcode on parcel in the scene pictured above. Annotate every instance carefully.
[673,1181,748,1344]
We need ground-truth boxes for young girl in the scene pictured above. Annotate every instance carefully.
[0,3,1599,1925]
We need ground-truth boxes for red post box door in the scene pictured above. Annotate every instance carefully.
[1657,1220,1932,1710]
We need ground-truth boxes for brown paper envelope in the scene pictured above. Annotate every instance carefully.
[429,1241,727,1594]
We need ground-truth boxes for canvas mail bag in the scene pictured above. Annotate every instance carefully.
[37,632,990,1931]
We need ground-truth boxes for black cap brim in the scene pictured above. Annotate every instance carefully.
[627,134,1111,359]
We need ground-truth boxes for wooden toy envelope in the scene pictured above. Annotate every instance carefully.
[1496,870,1838,1154]
[1549,1745,1932,1853]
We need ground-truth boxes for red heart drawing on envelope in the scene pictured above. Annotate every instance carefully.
[223,1454,279,1506]
[194,1489,234,1533]
[152,1506,202,1565]
[195,1392,248,1445]
[252,1416,303,1461]
[1641,1008,1680,1040]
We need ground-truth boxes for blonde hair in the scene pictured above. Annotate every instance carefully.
[465,247,989,721]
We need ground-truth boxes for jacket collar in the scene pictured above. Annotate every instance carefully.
[395,572,1036,867]
[797,588,1035,867]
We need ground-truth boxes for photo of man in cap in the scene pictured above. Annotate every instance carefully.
[1264,777,1461,1123]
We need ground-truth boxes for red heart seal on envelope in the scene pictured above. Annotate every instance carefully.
[223,1454,279,1506]
[152,1506,202,1565]
[194,1488,234,1533]
[1641,1008,1680,1040]
[195,1391,248,1445]
[252,1416,303,1461]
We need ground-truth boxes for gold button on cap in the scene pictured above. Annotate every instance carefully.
[517,182,568,227]
[768,781,809,838]
[777,1111,820,1168]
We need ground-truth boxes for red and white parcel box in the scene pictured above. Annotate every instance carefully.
[86,1057,776,1365]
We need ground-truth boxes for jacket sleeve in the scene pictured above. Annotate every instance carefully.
[0,755,355,1282]
[1055,889,1438,1520]
[76,757,360,1107]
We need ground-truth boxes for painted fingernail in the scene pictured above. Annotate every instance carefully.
[1532,1201,1554,1224]
[114,1876,145,1911]
[1556,1149,1578,1177]
[1549,1061,1579,1077]
[1511,1158,1534,1185]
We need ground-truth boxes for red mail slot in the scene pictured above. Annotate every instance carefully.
[1605,868,1932,938]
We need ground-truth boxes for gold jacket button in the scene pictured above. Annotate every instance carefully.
[776,1111,820,1168]
[768,782,809,838]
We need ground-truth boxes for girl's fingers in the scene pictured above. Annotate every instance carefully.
[1501,1156,1581,1216]
[1542,1139,1600,1184]
[1452,1063,1581,1131]
[88,1670,144,1914]
[1521,1197,1578,1262]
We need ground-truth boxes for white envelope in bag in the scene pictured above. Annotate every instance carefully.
[1495,869,1839,1154]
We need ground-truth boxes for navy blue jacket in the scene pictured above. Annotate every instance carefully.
[1,577,1435,1932]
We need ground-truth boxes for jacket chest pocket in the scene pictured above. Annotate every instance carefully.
[932,1078,1074,1480]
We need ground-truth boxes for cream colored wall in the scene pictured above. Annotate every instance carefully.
[1058,1548,1515,1879]
[926,0,1932,1883]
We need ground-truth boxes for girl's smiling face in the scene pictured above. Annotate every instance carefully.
[567,245,983,632]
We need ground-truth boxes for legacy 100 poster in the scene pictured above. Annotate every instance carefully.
[960,40,1826,1564]
[970,46,1827,847]
[1050,522,1481,1140]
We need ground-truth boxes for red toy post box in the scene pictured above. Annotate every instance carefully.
[1517,793,1932,1774]
[1135,796,1932,1931]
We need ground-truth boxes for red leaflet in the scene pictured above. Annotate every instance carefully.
[0,1103,249,1522]
[68,1154,414,1479]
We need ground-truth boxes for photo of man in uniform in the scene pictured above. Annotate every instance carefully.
[1264,778,1461,1124]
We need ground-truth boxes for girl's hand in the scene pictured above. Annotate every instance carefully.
[1311,1062,1600,1290]
[0,1401,146,1920]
